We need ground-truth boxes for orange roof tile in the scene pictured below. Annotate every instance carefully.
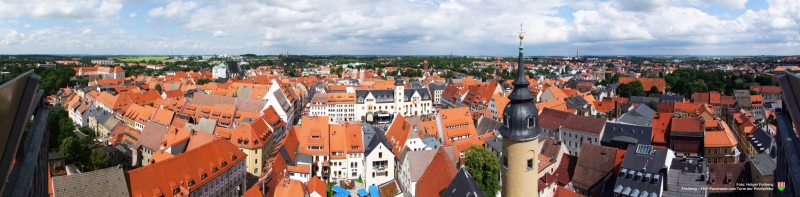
[618,77,665,93]
[438,107,478,146]
[671,116,704,133]
[307,176,327,197]
[652,112,674,146]
[127,138,247,197]
[152,108,174,126]
[705,121,738,148]
[296,116,330,155]
[385,115,412,156]
[416,147,458,197]
[538,99,569,112]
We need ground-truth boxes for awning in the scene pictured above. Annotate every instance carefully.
[369,185,380,197]
[357,188,369,197]
[333,185,351,197]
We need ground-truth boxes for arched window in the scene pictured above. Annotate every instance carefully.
[503,114,510,128]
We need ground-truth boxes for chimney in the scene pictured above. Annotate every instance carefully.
[614,100,620,119]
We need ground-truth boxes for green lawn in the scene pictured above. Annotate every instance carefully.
[116,56,170,62]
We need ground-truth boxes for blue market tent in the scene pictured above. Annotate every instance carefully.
[369,185,380,197]
[357,188,369,197]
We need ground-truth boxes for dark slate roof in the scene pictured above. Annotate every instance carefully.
[441,168,487,197]
[660,95,685,103]
[616,114,652,127]
[89,108,113,124]
[749,127,774,154]
[48,152,64,160]
[428,83,446,91]
[614,145,669,197]
[565,95,589,109]
[629,104,655,120]
[751,153,776,176]
[664,157,707,197]
[484,136,502,155]
[629,96,660,105]
[52,167,130,197]
[225,61,242,75]
[475,116,502,136]
[364,124,393,156]
[409,81,424,89]
[278,146,296,166]
[404,88,431,101]
[357,90,395,104]
[601,122,653,150]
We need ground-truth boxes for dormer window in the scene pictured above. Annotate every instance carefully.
[527,116,536,128]
[221,161,227,167]
[212,167,218,173]
[173,188,180,194]
[503,114,510,128]
[188,180,195,186]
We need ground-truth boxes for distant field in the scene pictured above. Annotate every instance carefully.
[116,56,170,62]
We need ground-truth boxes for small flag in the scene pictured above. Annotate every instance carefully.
[779,181,785,191]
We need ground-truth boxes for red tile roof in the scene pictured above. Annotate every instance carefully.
[438,107,478,146]
[416,147,458,197]
[538,108,572,131]
[126,138,247,197]
[618,77,665,93]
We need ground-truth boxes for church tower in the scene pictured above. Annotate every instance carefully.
[499,24,541,197]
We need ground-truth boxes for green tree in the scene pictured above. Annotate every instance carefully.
[196,78,213,85]
[90,149,108,170]
[79,127,96,139]
[648,85,660,96]
[647,100,659,111]
[154,84,162,94]
[59,137,87,167]
[750,90,759,95]
[616,83,633,98]
[465,145,500,197]
[629,80,646,97]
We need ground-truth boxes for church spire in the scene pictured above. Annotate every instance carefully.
[508,23,533,101]
[498,23,540,142]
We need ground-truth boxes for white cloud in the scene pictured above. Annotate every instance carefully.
[212,30,228,37]
[148,0,198,19]
[24,24,32,28]
[0,0,122,20]
[688,0,749,9]
[2,0,800,55]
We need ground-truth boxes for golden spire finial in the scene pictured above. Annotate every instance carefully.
[518,23,524,40]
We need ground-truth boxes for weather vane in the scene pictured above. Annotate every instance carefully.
[519,23,525,40]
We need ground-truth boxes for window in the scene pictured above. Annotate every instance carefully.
[254,168,259,174]
[503,156,508,168]
[212,167,218,173]
[527,116,536,128]
[503,115,510,128]
[188,180,195,187]
[708,149,711,154]
[221,161,227,167]
[379,152,382,158]
[255,159,258,164]
[527,159,534,171]
[201,173,207,180]
[173,188,180,195]
[714,149,718,154]
[232,155,237,160]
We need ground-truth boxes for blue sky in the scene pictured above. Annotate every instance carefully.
[1,0,799,56]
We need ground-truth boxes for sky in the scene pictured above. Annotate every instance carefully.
[0,0,799,56]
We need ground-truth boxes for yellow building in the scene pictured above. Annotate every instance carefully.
[704,120,740,164]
